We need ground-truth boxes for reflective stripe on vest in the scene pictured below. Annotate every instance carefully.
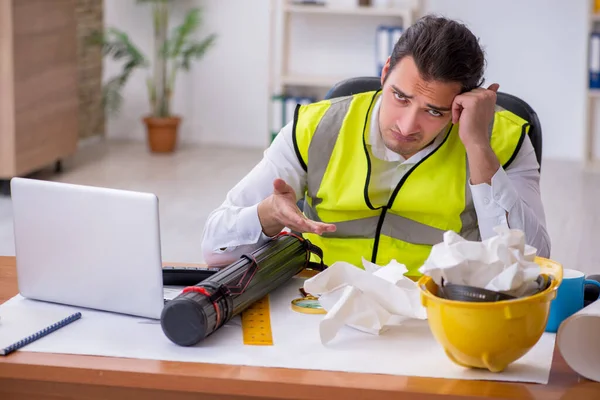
[293,90,528,275]
[303,200,447,245]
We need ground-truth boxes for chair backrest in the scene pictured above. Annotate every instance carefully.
[324,76,381,100]
[324,77,543,171]
[495,92,542,170]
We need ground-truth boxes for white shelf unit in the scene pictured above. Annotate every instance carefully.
[267,0,420,146]
[284,3,415,18]
[586,0,600,170]
[280,73,350,88]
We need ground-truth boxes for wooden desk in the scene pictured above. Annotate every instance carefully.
[0,256,598,400]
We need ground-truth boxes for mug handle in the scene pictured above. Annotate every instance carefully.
[584,279,600,301]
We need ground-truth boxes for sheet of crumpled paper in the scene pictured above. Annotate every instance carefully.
[303,258,427,345]
[418,226,541,297]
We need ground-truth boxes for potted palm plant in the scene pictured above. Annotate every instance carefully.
[91,0,216,153]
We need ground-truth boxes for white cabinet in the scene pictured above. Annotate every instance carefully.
[0,0,79,188]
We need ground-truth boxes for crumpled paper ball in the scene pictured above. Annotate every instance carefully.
[303,258,427,344]
[418,226,541,297]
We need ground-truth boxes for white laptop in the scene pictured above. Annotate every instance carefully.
[10,177,169,320]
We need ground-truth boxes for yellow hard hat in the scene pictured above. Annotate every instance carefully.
[418,257,563,373]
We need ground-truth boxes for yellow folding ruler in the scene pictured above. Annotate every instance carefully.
[240,295,273,345]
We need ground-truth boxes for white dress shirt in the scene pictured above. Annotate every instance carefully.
[201,96,551,266]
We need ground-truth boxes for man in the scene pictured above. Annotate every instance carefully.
[201,15,550,277]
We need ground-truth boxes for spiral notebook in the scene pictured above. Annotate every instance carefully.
[0,305,81,356]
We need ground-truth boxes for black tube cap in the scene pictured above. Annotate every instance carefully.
[161,296,208,346]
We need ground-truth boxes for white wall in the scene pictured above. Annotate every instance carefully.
[103,0,154,143]
[421,0,589,161]
[103,0,272,148]
[104,0,589,161]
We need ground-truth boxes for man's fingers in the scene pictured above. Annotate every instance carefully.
[487,83,500,93]
[453,93,482,124]
[273,178,293,195]
[310,218,336,231]
[300,219,336,235]
[280,205,311,231]
[279,204,336,235]
[309,221,337,235]
[452,99,463,124]
[294,214,336,235]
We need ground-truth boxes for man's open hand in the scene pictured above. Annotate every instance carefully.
[257,178,336,237]
[452,83,499,151]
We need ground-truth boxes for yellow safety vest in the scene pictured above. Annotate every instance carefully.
[292,90,529,277]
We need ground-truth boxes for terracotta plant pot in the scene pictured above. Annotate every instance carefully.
[143,116,181,153]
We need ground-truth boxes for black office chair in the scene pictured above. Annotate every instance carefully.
[495,92,543,171]
[324,77,543,171]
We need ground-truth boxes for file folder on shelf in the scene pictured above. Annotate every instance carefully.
[390,26,403,50]
[590,32,600,89]
[375,25,403,76]
[270,94,284,143]
[270,95,315,143]
[285,97,297,130]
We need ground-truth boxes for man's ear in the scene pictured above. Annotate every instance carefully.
[380,57,391,86]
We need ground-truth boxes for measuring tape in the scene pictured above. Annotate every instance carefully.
[241,295,274,345]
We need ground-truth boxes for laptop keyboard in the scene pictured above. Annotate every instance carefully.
[163,286,184,304]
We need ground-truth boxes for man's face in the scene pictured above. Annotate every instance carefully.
[378,56,462,159]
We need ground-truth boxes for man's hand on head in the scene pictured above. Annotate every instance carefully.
[451,83,501,185]
[452,83,499,150]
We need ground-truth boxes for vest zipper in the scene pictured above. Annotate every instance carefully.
[371,206,388,263]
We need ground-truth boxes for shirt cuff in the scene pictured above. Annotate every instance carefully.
[469,167,519,236]
[470,167,519,214]
[236,204,288,243]
[213,204,274,254]
[235,203,264,243]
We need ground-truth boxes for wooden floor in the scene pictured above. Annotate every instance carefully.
[0,138,598,275]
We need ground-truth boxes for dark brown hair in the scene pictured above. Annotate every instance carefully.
[386,15,486,93]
